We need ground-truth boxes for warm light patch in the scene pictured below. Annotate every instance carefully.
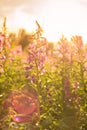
[1,0,87,44]
[7,7,37,33]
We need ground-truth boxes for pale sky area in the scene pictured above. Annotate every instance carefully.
[0,0,87,43]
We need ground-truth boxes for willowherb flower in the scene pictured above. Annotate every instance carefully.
[27,41,47,70]
[71,36,84,50]
[0,34,4,51]
[0,33,10,51]
[64,77,80,107]
[9,45,22,58]
[25,38,47,84]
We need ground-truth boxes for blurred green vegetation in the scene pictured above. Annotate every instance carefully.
[0,19,87,130]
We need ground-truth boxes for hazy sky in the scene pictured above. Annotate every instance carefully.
[0,0,87,42]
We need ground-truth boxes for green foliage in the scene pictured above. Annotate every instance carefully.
[0,21,87,129]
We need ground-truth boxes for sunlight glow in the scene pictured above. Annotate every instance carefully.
[3,0,87,43]
[7,7,37,33]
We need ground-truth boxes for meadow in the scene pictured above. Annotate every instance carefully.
[0,19,87,130]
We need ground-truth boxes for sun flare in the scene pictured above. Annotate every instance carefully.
[2,0,87,44]
[7,7,37,33]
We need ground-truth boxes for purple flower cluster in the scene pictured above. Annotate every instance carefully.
[25,40,47,72]
[24,39,47,84]
[0,33,10,52]
[29,43,46,64]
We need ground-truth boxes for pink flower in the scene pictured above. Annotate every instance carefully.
[27,42,46,70]
[0,34,10,51]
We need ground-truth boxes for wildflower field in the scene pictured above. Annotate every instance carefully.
[0,19,87,130]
